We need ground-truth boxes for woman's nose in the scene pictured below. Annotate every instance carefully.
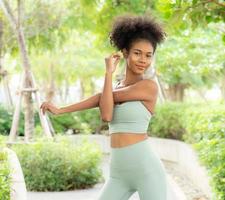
[139,55,147,63]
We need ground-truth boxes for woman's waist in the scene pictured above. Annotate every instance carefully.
[110,132,148,143]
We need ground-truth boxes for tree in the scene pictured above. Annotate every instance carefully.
[0,0,53,142]
[156,27,225,101]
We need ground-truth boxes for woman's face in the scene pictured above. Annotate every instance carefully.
[123,39,154,75]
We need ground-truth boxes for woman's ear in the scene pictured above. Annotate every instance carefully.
[122,49,128,59]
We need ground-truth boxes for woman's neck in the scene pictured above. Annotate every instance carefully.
[122,66,143,86]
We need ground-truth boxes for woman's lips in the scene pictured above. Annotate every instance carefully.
[136,65,145,70]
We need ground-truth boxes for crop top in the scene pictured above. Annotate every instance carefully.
[108,100,152,134]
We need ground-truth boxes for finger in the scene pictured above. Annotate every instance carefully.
[114,56,121,63]
[40,102,46,109]
[113,52,122,57]
[43,107,48,115]
[115,59,120,66]
[115,56,121,60]
[112,53,121,58]
[42,106,47,114]
[113,55,120,59]
[40,103,43,109]
[110,53,118,58]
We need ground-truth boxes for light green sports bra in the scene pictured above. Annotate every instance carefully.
[108,100,152,134]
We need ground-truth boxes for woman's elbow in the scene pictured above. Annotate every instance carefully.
[101,114,113,122]
[101,113,113,122]
[99,105,113,122]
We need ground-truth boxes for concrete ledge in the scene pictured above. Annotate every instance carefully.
[166,174,187,200]
[5,148,27,200]
[68,134,212,199]
[148,137,212,199]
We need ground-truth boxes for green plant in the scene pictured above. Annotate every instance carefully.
[49,108,101,134]
[0,105,41,136]
[0,139,11,200]
[148,101,187,140]
[184,103,225,200]
[149,101,225,199]
[12,136,103,191]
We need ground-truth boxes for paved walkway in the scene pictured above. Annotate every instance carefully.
[27,154,209,200]
[163,160,209,200]
[27,155,185,200]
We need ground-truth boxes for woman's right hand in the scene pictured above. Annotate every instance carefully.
[40,101,60,115]
[104,52,122,74]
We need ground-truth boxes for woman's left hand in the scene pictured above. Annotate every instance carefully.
[104,52,121,74]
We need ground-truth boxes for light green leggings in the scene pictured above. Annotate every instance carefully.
[97,139,167,200]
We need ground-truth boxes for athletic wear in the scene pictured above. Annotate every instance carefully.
[97,82,169,200]
[97,139,168,200]
[108,101,152,134]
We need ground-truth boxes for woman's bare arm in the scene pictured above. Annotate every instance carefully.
[58,79,157,114]
[98,52,120,122]
[40,79,157,115]
[52,82,117,115]
[99,72,114,122]
[57,93,101,114]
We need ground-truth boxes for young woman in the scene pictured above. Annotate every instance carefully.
[41,14,169,200]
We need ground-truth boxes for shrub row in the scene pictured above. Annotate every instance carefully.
[0,104,104,136]
[0,136,11,200]
[148,101,225,200]
[12,136,103,191]
[1,102,224,198]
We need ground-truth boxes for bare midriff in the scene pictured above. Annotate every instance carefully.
[110,132,149,148]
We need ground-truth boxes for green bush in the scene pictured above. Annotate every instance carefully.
[0,104,103,136]
[149,101,225,200]
[0,105,40,136]
[148,102,188,140]
[0,136,11,200]
[0,105,13,136]
[194,138,225,200]
[49,108,102,134]
[12,136,103,191]
[183,104,225,143]
[183,103,225,200]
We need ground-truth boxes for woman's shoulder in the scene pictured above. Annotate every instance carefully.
[137,79,158,91]
[136,79,158,99]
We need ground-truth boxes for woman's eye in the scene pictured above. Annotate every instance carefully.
[134,52,140,55]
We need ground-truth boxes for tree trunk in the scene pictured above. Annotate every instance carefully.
[2,71,13,107]
[1,0,53,142]
[154,74,167,103]
[17,0,34,141]
[0,18,13,107]
[1,0,34,140]
[166,83,187,102]
[220,77,225,101]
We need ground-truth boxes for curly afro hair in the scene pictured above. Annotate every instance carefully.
[109,14,166,53]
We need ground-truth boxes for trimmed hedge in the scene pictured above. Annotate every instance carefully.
[49,108,102,134]
[1,102,224,198]
[148,101,225,200]
[12,136,103,191]
[0,104,104,136]
[148,102,188,140]
[0,105,40,136]
[0,136,11,200]
[184,104,225,200]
